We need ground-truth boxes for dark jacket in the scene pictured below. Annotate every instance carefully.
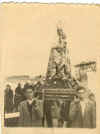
[60,101,71,121]
[4,88,13,113]
[14,87,25,111]
[18,100,43,127]
[69,99,96,128]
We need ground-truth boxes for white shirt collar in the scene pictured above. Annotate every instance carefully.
[27,99,34,105]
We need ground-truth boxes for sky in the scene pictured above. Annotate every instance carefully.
[0,4,100,78]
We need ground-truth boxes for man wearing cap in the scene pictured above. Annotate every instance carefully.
[69,88,96,128]
[18,86,43,127]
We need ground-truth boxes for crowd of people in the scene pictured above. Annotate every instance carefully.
[4,82,96,128]
[4,82,41,113]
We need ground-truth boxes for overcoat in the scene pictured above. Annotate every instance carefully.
[18,100,43,127]
[69,100,96,128]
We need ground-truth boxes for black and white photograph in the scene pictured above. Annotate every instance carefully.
[1,3,99,129]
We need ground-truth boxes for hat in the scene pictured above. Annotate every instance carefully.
[89,92,95,97]
[6,84,11,88]
[23,85,33,92]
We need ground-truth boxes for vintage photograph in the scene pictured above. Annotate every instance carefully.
[1,4,99,128]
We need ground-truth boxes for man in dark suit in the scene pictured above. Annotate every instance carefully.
[4,84,13,113]
[14,83,25,111]
[69,88,96,128]
[18,86,43,127]
[59,100,71,127]
[4,84,14,127]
